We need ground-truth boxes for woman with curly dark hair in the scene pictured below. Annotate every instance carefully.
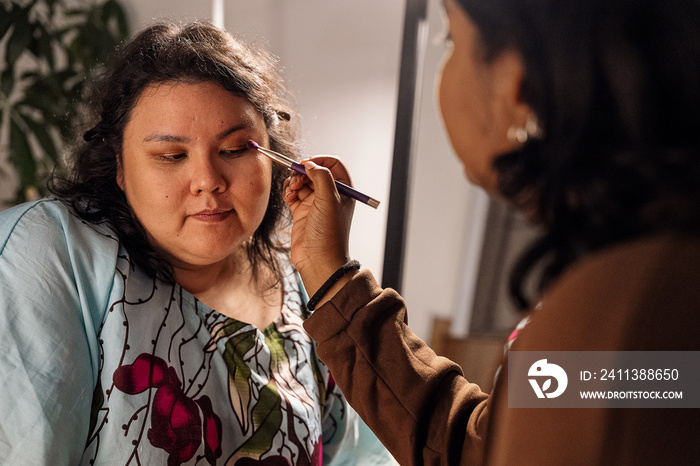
[283,0,700,464]
[0,21,393,465]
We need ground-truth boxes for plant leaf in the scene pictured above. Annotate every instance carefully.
[22,115,61,164]
[9,112,37,190]
[7,19,33,66]
[0,3,12,41]
[0,69,13,97]
[36,28,55,70]
[111,0,130,39]
[102,0,129,39]
[18,89,63,122]
[242,382,283,455]
[0,3,27,45]
[2,0,131,206]
[64,8,88,18]
[222,327,256,434]
[19,70,40,81]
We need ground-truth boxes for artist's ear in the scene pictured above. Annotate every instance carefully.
[490,48,535,143]
[116,154,125,191]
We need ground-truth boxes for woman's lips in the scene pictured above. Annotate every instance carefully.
[189,209,234,222]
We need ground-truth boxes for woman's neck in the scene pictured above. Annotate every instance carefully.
[173,250,283,329]
[173,252,244,296]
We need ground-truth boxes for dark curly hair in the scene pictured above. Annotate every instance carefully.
[456,0,700,308]
[49,21,299,284]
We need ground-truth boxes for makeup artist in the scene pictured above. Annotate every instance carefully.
[0,21,395,465]
[283,0,700,464]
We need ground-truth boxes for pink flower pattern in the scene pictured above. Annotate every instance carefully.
[113,353,222,465]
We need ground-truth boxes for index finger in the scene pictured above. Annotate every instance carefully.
[301,156,353,187]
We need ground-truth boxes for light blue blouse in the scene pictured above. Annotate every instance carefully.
[0,199,393,465]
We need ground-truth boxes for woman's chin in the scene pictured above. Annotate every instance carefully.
[167,247,245,272]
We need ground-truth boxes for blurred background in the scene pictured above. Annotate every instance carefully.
[1,0,532,388]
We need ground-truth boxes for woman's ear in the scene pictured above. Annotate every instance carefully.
[116,155,125,191]
[490,48,536,143]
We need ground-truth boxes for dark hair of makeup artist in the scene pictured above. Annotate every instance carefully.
[49,21,298,284]
[456,0,700,308]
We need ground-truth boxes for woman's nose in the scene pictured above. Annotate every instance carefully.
[190,155,227,194]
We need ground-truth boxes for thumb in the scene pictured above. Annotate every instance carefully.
[303,160,340,202]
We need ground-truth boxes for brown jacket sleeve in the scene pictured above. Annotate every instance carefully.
[304,270,490,466]
[305,235,700,465]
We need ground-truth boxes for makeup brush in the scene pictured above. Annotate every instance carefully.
[246,140,380,209]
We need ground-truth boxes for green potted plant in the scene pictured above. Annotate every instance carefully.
[1,0,130,205]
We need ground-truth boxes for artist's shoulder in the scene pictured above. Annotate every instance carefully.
[555,232,700,293]
[0,197,118,257]
[517,232,700,352]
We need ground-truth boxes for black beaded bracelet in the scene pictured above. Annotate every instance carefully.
[307,259,361,311]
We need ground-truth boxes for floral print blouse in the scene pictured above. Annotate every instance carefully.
[0,199,393,465]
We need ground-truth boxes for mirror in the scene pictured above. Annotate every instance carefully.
[391,0,538,341]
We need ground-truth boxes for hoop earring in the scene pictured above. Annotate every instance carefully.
[507,117,542,144]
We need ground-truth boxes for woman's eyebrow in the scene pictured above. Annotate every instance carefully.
[215,123,249,140]
[143,133,189,143]
[142,123,250,144]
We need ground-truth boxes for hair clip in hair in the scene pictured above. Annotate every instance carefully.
[269,110,290,127]
[83,127,101,142]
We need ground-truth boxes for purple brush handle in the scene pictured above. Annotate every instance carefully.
[290,162,372,204]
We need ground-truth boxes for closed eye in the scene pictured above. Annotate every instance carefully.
[220,146,247,158]
[158,153,187,162]
[155,146,247,162]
